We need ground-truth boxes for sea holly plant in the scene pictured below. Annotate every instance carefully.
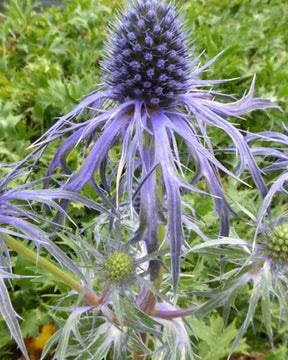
[0,0,285,359]
[29,0,277,289]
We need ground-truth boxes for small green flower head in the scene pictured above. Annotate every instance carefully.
[266,223,288,260]
[103,251,134,284]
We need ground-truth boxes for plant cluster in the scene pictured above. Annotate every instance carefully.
[0,0,287,359]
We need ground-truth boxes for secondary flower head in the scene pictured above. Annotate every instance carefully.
[102,0,190,106]
[102,250,135,285]
[264,223,288,261]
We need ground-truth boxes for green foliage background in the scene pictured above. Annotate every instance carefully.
[0,0,287,359]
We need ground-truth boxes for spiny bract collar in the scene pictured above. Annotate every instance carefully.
[102,0,190,106]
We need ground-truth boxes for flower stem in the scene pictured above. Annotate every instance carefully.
[1,233,99,306]
[133,132,165,360]
[132,333,148,360]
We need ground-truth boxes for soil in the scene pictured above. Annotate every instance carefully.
[231,350,272,360]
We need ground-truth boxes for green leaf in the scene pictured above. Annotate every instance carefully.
[21,308,52,338]
[191,315,249,360]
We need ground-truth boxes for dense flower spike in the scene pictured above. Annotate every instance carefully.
[102,0,190,106]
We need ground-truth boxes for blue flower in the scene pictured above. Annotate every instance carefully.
[30,0,278,291]
[102,0,190,107]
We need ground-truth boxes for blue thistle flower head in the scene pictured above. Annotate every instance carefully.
[102,0,190,106]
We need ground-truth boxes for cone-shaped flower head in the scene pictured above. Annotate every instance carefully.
[102,0,190,106]
[103,251,135,284]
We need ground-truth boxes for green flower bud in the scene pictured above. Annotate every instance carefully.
[266,224,288,260]
[103,251,134,284]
